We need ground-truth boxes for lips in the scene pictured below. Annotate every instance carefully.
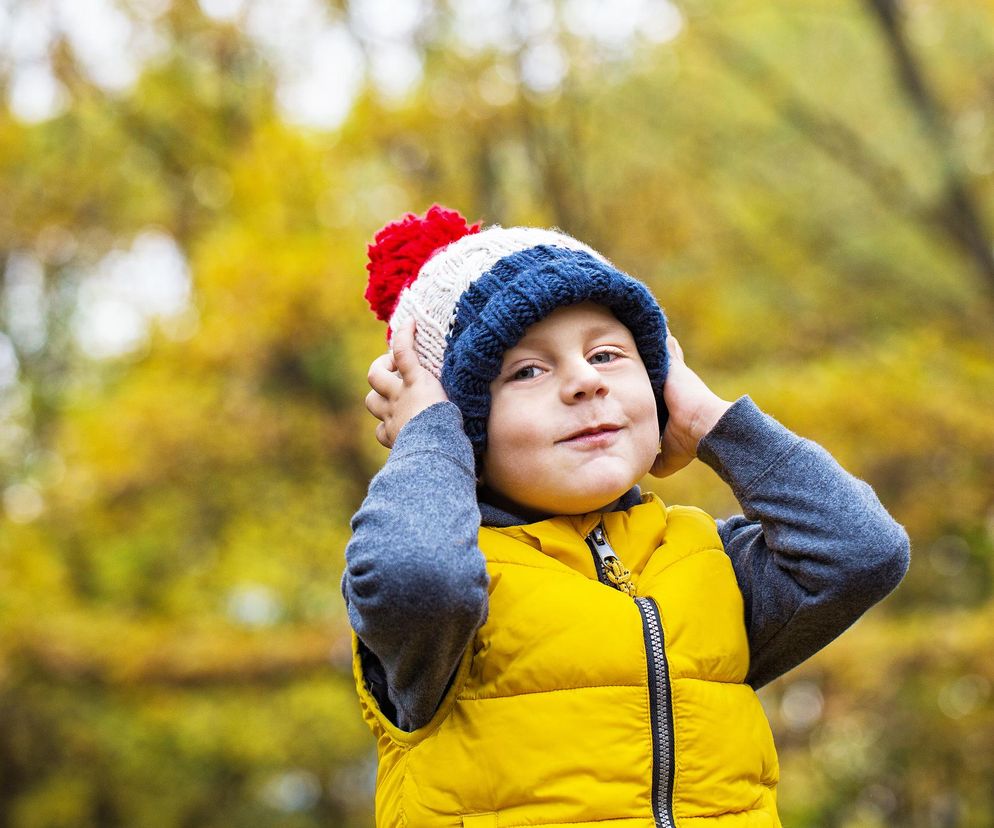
[558,423,623,444]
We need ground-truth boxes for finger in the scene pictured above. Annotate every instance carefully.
[368,354,402,396]
[390,318,422,381]
[367,352,396,377]
[666,334,685,363]
[649,450,669,478]
[651,455,682,479]
[365,389,388,421]
[375,421,392,448]
[650,441,691,479]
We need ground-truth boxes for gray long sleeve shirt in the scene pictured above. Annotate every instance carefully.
[342,396,910,732]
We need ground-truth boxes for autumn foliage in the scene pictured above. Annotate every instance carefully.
[1,1,992,826]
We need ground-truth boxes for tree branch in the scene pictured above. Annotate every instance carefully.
[864,0,994,300]
[700,25,994,305]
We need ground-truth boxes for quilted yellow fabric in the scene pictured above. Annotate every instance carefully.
[353,493,780,827]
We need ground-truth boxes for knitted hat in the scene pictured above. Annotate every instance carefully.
[365,205,670,458]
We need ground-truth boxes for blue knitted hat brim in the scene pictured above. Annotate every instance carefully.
[439,245,669,459]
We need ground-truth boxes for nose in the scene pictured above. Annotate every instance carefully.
[560,358,608,403]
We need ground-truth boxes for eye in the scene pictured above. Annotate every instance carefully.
[589,349,621,365]
[511,365,542,381]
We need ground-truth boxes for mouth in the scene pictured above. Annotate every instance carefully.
[558,424,623,446]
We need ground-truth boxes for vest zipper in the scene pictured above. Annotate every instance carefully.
[584,523,636,595]
[584,524,675,827]
[636,596,676,828]
[584,526,611,586]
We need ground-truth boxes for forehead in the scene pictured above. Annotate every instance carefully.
[509,301,632,350]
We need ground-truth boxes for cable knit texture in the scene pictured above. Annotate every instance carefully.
[441,244,670,456]
[388,226,605,378]
[378,222,670,462]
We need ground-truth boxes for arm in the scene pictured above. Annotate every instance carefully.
[697,397,910,688]
[343,322,489,731]
[651,335,910,688]
[343,402,488,731]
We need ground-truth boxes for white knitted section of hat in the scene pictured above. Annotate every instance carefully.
[390,226,608,378]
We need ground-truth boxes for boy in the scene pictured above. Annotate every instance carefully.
[343,206,910,827]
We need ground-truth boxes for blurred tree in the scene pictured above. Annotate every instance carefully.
[0,0,992,825]
[864,0,994,299]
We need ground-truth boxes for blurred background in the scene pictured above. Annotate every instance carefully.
[0,0,992,825]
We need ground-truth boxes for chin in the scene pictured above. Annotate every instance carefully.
[577,460,654,512]
[554,479,637,515]
[487,459,649,517]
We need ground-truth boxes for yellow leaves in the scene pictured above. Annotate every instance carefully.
[765,598,994,822]
[1,2,992,825]
[9,611,346,687]
[9,773,94,828]
[191,228,360,367]
[738,328,994,537]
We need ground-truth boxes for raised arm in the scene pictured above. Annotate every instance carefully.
[343,321,489,731]
[697,397,911,688]
[650,335,909,688]
[343,402,488,731]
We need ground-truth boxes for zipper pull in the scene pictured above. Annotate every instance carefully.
[589,524,636,597]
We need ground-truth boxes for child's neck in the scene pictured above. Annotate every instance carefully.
[476,484,621,524]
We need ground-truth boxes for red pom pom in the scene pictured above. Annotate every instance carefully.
[365,204,481,325]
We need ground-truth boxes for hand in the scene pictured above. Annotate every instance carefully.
[365,318,449,448]
[650,334,733,479]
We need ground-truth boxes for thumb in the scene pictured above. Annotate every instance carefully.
[390,317,422,380]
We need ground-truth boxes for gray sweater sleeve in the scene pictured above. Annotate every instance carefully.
[697,396,911,688]
[343,395,911,729]
[341,402,489,732]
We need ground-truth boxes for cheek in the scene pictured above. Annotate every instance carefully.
[639,416,661,459]
[482,398,536,483]
[633,389,661,458]
[487,405,540,461]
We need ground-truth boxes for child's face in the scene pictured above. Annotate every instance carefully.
[481,301,660,517]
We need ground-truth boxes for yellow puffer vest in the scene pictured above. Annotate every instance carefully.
[353,493,781,827]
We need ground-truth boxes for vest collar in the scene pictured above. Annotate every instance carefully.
[482,491,670,579]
